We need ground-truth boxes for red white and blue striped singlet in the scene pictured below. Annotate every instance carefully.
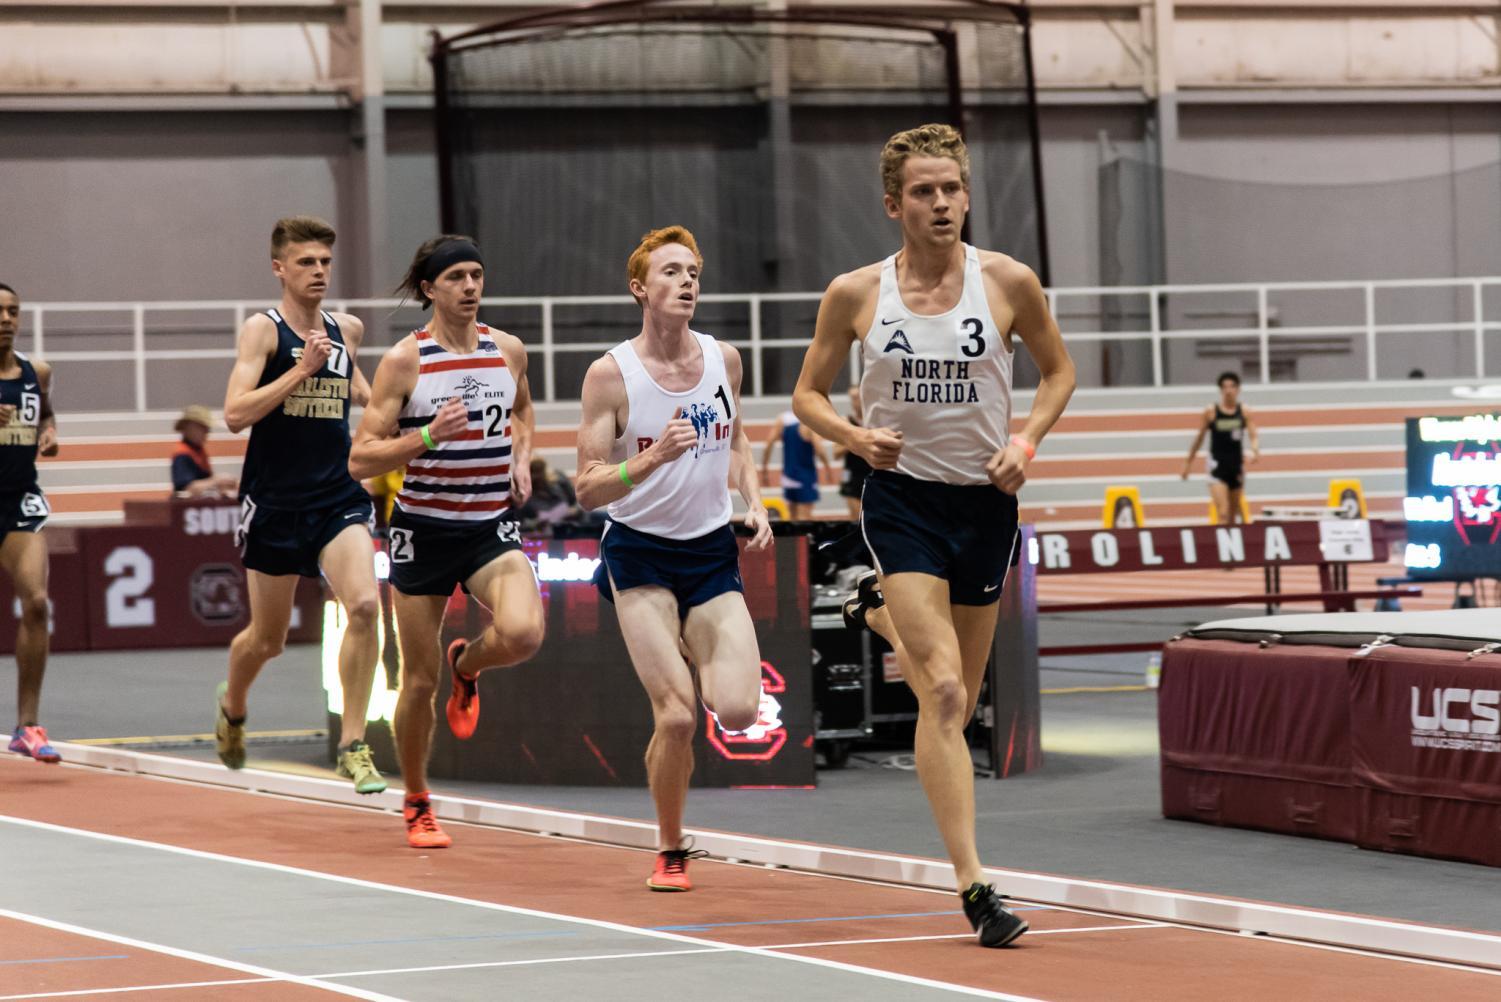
[394,323,516,522]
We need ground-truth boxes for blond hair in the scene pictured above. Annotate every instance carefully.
[270,215,337,259]
[627,226,703,303]
[879,123,970,201]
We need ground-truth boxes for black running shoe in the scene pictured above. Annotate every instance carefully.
[961,883,1028,947]
[842,572,885,631]
[857,571,883,612]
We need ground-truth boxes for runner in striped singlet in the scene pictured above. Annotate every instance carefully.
[351,235,543,849]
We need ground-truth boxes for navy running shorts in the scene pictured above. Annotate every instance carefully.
[0,488,49,544]
[387,507,525,597]
[237,489,374,578]
[594,519,742,616]
[783,484,819,505]
[860,469,1019,606]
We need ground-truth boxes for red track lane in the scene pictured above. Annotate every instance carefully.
[0,917,345,999]
[2,759,1496,1001]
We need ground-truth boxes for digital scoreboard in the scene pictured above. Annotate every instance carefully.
[1404,413,1501,578]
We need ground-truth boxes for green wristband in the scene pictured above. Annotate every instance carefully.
[420,424,436,450]
[618,460,634,489]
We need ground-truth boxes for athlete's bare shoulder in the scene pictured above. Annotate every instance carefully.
[977,249,1039,293]
[581,352,625,400]
[715,339,741,366]
[328,311,365,345]
[383,332,421,375]
[827,262,883,304]
[820,263,883,337]
[236,311,279,355]
[716,340,743,383]
[489,328,528,366]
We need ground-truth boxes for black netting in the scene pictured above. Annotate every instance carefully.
[437,10,1041,317]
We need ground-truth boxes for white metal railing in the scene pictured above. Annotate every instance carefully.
[17,276,1501,411]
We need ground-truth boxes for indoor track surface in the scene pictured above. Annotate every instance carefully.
[3,752,1498,1002]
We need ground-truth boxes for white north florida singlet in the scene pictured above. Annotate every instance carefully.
[394,323,517,521]
[606,331,735,540]
[859,244,1014,486]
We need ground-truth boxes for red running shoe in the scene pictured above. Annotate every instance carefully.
[403,795,452,849]
[647,841,709,892]
[444,639,479,740]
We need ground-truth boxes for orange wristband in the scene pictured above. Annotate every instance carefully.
[1009,434,1035,460]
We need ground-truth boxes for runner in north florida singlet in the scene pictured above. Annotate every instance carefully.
[856,243,1021,604]
[789,123,1076,947]
[860,243,1013,487]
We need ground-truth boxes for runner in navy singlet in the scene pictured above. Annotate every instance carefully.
[0,283,62,765]
[216,216,386,796]
[792,125,1076,947]
[1181,371,1260,525]
[350,235,544,849]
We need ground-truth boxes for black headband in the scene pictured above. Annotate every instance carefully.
[422,240,484,284]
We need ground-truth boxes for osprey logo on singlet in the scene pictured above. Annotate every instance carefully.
[882,330,914,355]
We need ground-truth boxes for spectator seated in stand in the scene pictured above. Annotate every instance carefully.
[170,405,238,498]
[516,456,601,532]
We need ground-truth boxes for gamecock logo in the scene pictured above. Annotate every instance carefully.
[1451,441,1501,546]
[706,661,788,762]
[190,564,245,625]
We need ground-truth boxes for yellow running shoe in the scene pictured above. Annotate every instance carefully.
[214,681,246,770]
[335,740,388,794]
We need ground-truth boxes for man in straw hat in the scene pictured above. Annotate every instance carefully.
[171,404,238,498]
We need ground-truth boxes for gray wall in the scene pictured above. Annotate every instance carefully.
[1155,104,1501,386]
[3,100,1501,404]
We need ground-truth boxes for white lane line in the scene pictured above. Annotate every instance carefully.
[1026,923,1168,936]
[764,923,1169,949]
[1194,926,1501,978]
[31,759,1496,975]
[311,947,728,980]
[0,816,1046,1002]
[0,908,400,1002]
[0,977,273,1000]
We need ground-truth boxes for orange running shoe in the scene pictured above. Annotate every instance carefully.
[403,794,451,849]
[444,639,480,740]
[647,841,709,892]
